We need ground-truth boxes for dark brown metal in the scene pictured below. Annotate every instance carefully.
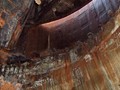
[16,0,120,55]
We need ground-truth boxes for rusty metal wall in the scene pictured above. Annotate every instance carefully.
[16,0,120,55]
[39,33,120,90]
[0,11,120,90]
[0,0,33,48]
[50,0,120,48]
[33,13,120,90]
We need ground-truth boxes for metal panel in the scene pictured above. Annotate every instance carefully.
[0,0,33,48]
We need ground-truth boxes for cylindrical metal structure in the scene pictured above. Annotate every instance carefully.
[16,0,120,55]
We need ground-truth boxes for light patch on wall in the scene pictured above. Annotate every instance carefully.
[35,0,41,5]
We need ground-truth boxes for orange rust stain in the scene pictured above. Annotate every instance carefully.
[0,82,15,90]
[0,17,5,28]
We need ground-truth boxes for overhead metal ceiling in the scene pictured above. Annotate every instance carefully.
[0,0,120,55]
[16,0,120,55]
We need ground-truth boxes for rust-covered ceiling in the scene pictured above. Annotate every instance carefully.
[16,0,120,56]
[0,0,120,55]
[26,0,92,25]
[0,1,120,89]
[0,0,91,50]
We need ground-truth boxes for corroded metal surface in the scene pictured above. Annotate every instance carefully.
[17,0,120,55]
[0,0,120,89]
[0,0,119,51]
[0,10,120,89]
[0,0,33,48]
[0,0,92,50]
